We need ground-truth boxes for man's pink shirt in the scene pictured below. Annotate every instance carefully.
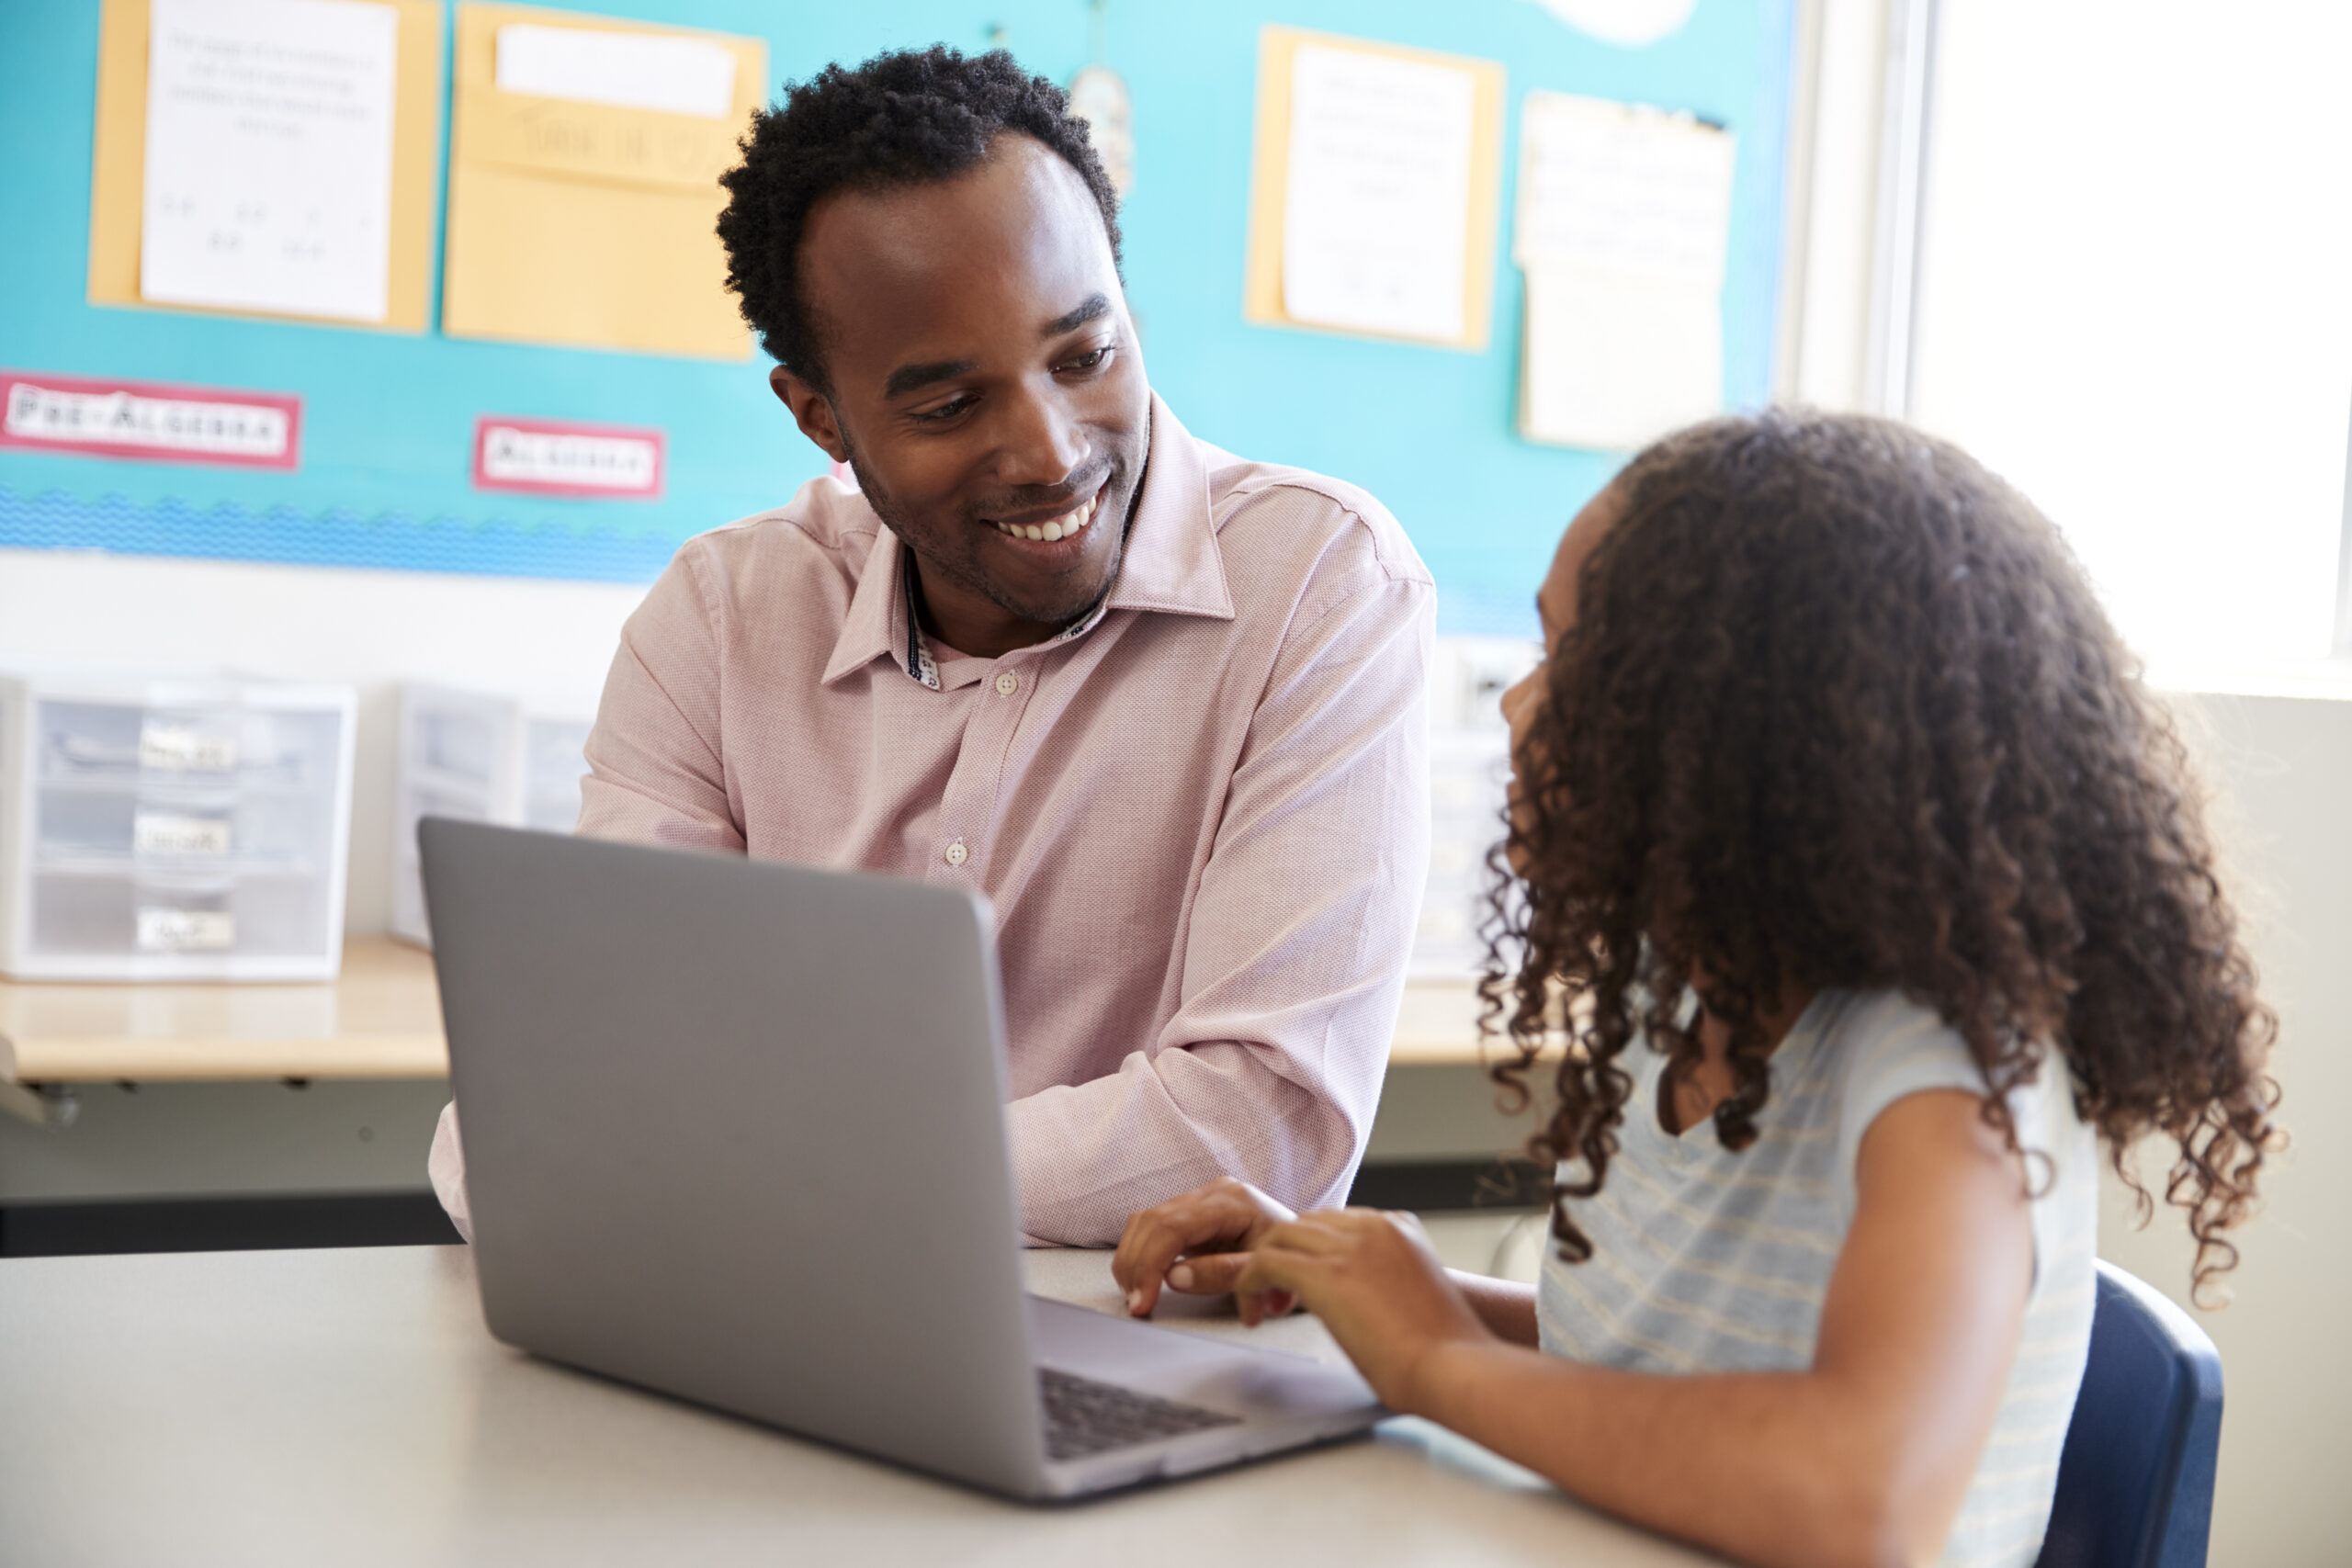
[431,398,1432,1245]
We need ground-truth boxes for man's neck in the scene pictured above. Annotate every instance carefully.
[907,434,1149,660]
[907,554,1078,660]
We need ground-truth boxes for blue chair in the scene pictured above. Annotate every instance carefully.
[2036,1260,2224,1568]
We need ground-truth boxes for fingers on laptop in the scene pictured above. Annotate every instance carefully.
[1112,1178,1299,1318]
[1234,1211,1486,1410]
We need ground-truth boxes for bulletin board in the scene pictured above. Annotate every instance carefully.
[0,0,1798,635]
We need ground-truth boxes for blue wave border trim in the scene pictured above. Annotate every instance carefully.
[1,482,1537,637]
[0,485,683,583]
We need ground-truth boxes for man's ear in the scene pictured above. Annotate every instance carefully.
[771,366,850,464]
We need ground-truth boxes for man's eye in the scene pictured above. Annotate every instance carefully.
[1064,347,1111,373]
[913,395,975,423]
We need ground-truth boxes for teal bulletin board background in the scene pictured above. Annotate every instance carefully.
[0,0,1796,637]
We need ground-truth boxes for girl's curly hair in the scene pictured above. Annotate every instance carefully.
[1482,411,2280,1299]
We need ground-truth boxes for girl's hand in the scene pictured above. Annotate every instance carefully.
[1111,1178,1298,1318]
[1233,1208,1497,1413]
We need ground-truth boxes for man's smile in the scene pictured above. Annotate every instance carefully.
[984,481,1105,547]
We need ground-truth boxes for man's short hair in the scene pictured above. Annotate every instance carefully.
[718,46,1125,389]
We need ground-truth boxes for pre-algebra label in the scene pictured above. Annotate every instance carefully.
[0,369,300,468]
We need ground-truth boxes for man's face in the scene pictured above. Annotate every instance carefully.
[775,135,1149,635]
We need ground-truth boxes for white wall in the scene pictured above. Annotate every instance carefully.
[0,547,646,935]
[2099,689,2352,1565]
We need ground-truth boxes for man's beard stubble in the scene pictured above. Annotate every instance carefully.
[843,439,1144,632]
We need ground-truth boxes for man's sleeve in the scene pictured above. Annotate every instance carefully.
[428,1100,472,1241]
[574,545,746,852]
[1005,559,1433,1245]
[426,547,744,1237]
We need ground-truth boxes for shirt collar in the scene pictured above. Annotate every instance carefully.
[821,524,913,686]
[821,392,1232,689]
[1101,394,1235,622]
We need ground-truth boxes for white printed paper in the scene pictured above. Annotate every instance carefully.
[1522,264,1724,451]
[1515,92,1736,449]
[495,23,736,118]
[134,812,234,856]
[1516,92,1735,277]
[137,908,237,952]
[141,0,400,322]
[1282,44,1478,344]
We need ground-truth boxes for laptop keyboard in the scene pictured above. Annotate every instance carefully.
[1038,1367,1241,1461]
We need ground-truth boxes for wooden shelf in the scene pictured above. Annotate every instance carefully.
[1388,976,1489,1066]
[0,938,447,1084]
[1389,976,1570,1067]
[0,940,1515,1085]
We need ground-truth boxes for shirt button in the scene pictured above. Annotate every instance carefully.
[994,671,1019,696]
[944,839,967,866]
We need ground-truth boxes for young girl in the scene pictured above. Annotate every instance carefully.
[1111,412,2279,1568]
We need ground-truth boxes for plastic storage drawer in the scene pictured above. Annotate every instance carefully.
[0,671,356,980]
[1413,637,1539,978]
[390,682,594,947]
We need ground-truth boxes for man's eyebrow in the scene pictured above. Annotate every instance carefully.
[882,358,973,400]
[1044,293,1112,337]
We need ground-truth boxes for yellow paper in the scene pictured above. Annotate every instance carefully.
[441,3,764,360]
[1241,26,1506,353]
[86,0,443,333]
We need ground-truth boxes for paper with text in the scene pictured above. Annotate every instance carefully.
[141,0,400,322]
[1281,43,1477,344]
[494,22,736,118]
[1514,91,1735,449]
[1521,265,1724,451]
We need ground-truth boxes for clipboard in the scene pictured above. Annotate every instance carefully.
[85,0,445,333]
[440,2,764,360]
[1241,25,1507,353]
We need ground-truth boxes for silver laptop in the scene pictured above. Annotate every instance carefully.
[419,818,1383,1499]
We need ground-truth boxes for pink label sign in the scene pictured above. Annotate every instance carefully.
[472,415,665,500]
[0,368,300,469]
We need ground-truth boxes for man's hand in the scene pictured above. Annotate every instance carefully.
[1232,1208,1495,1413]
[1111,1178,1298,1317]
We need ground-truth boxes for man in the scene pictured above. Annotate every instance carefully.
[430,46,1431,1246]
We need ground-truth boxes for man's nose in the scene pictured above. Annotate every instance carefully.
[995,389,1088,489]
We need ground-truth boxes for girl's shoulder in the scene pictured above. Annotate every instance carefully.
[1813,988,1986,1114]
[1813,988,2097,1230]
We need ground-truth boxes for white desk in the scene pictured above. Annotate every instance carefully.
[0,1245,1709,1567]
